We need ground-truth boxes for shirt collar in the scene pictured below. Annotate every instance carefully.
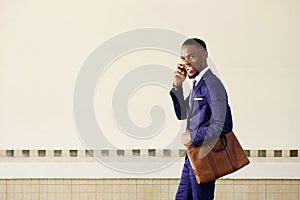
[194,66,209,86]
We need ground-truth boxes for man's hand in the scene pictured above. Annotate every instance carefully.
[181,130,192,148]
[173,64,187,87]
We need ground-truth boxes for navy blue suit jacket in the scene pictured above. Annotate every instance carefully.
[170,69,233,147]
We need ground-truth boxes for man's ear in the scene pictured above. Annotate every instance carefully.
[203,51,208,59]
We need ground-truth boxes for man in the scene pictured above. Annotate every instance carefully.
[169,38,233,199]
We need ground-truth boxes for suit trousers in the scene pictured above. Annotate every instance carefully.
[175,156,215,200]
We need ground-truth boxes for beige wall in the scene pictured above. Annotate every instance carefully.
[1,0,300,150]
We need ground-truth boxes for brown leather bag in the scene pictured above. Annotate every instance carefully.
[187,131,250,184]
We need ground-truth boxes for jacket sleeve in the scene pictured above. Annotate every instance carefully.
[190,79,233,147]
[169,85,189,120]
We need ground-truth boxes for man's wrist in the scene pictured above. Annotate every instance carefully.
[172,83,182,90]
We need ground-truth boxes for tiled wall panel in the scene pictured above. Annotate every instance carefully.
[0,178,299,200]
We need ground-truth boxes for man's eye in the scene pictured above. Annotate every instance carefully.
[188,56,194,59]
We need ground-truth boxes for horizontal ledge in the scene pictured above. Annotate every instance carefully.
[1,158,300,179]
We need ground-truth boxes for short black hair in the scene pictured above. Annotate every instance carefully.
[182,38,207,51]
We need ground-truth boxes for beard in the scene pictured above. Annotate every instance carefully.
[188,70,200,79]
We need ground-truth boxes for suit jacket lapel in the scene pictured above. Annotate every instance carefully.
[193,69,212,93]
[189,69,212,110]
